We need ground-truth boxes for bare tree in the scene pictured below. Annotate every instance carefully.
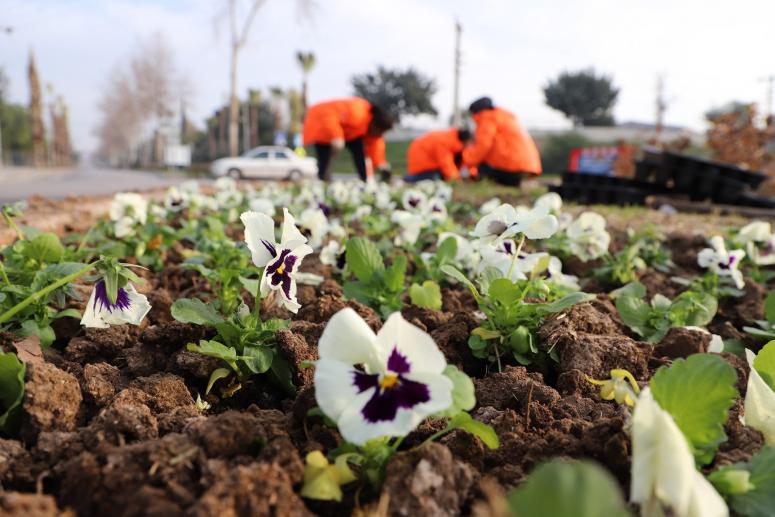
[94,34,190,167]
[221,0,314,156]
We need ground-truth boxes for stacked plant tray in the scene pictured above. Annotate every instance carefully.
[552,148,773,208]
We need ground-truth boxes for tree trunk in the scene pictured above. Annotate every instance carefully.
[28,52,47,167]
[229,43,239,157]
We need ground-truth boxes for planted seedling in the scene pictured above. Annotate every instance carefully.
[343,237,407,318]
[743,290,775,342]
[615,282,718,342]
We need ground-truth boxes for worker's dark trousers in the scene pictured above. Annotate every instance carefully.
[314,138,367,181]
[479,163,527,186]
[403,170,443,183]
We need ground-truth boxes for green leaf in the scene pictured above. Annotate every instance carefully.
[436,236,458,264]
[346,237,384,281]
[239,276,260,298]
[206,367,232,394]
[23,232,64,263]
[342,280,375,305]
[612,281,647,299]
[753,341,775,391]
[53,308,82,320]
[765,291,775,324]
[440,265,480,299]
[384,255,407,292]
[542,291,595,314]
[171,298,225,326]
[187,340,238,370]
[0,351,26,436]
[650,354,738,465]
[616,295,652,337]
[507,460,631,517]
[448,412,499,449]
[409,281,442,310]
[488,278,521,305]
[671,290,718,327]
[435,365,476,418]
[240,345,274,374]
[710,446,775,517]
[477,266,504,296]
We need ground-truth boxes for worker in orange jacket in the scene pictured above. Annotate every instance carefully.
[404,128,472,183]
[303,97,393,181]
[463,97,542,186]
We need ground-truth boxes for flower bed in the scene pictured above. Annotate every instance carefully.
[1,177,775,516]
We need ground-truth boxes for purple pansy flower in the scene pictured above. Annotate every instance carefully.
[314,309,453,445]
[81,280,151,328]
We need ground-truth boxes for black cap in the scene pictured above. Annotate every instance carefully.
[469,97,494,114]
[457,128,472,142]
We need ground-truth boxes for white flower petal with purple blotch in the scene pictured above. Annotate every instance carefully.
[81,281,151,329]
[314,309,453,445]
[259,241,313,313]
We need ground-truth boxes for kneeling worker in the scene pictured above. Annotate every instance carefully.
[404,128,472,183]
[303,97,393,182]
[463,97,542,186]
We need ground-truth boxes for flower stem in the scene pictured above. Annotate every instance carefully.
[506,234,526,280]
[0,262,9,286]
[418,426,454,449]
[2,211,24,241]
[0,262,97,325]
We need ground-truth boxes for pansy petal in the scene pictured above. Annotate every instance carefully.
[317,308,381,371]
[80,287,107,328]
[241,210,277,267]
[100,285,151,326]
[314,358,369,422]
[687,470,729,517]
[375,312,446,374]
[743,349,775,444]
[401,371,454,416]
[336,388,421,445]
[281,207,307,245]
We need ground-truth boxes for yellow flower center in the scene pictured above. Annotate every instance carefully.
[276,264,285,275]
[380,373,399,390]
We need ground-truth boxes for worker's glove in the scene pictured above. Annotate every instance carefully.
[331,138,345,151]
[377,164,391,182]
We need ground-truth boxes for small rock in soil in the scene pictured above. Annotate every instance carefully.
[276,328,318,389]
[140,321,212,350]
[81,362,125,408]
[382,442,476,517]
[130,373,195,414]
[21,362,82,443]
[0,439,34,488]
[653,327,711,359]
[171,349,222,380]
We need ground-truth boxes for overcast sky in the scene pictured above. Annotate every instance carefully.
[3,0,774,154]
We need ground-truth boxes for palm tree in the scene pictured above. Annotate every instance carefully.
[296,51,315,113]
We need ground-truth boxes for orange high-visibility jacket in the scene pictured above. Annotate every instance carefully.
[407,128,465,180]
[463,108,542,174]
[303,97,387,168]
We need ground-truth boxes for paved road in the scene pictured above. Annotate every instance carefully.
[0,166,357,203]
[0,165,204,203]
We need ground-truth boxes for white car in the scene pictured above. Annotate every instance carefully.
[210,146,317,180]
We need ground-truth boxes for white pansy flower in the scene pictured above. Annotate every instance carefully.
[437,232,479,270]
[480,197,502,215]
[546,256,579,290]
[109,192,148,238]
[737,222,775,266]
[401,189,428,211]
[392,210,425,247]
[320,240,346,272]
[164,186,189,212]
[249,198,275,216]
[472,203,558,244]
[314,309,453,445]
[566,212,611,261]
[630,388,728,517]
[533,192,562,214]
[697,236,746,289]
[81,281,151,329]
[240,208,312,313]
[298,207,330,250]
[743,348,775,444]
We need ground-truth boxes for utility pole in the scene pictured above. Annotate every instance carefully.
[655,74,667,138]
[451,19,462,126]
